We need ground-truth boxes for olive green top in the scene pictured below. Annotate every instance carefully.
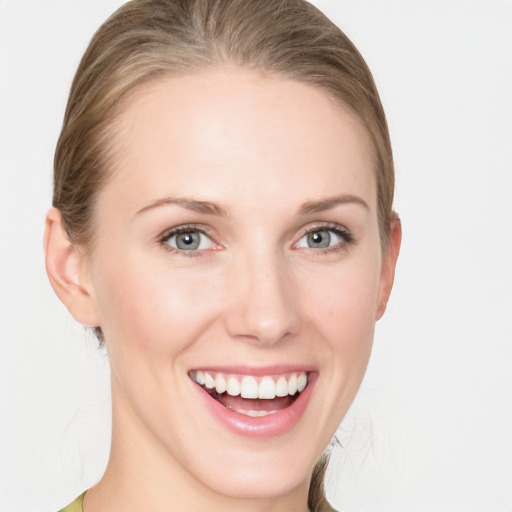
[59,492,85,512]
[58,492,321,511]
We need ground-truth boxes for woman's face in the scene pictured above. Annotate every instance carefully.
[80,68,397,501]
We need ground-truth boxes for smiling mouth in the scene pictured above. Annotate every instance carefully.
[189,370,309,417]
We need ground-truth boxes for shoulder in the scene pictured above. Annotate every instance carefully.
[58,492,85,512]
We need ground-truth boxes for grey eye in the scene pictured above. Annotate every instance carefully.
[296,228,346,250]
[166,230,213,251]
[176,232,201,250]
[307,230,331,248]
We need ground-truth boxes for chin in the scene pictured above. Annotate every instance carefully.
[193,454,313,501]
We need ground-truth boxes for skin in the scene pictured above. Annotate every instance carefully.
[45,67,401,512]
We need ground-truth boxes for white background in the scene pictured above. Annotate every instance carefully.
[0,1,511,511]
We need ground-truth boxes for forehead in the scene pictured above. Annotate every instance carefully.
[103,67,377,215]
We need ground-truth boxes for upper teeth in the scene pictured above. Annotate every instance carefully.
[192,371,308,399]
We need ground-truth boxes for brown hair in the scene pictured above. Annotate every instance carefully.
[53,1,394,510]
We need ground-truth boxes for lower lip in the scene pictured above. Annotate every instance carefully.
[192,373,317,439]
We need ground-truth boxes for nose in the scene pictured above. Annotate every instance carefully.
[224,251,301,345]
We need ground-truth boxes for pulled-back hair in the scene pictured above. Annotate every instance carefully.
[53,1,394,509]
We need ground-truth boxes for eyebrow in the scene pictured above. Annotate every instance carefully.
[136,197,227,216]
[136,194,368,217]
[297,195,370,215]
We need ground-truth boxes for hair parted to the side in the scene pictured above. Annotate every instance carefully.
[53,1,395,510]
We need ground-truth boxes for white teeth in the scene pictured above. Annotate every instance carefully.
[258,376,276,399]
[240,376,259,399]
[275,376,289,397]
[288,374,298,395]
[297,373,307,392]
[204,372,215,389]
[236,409,278,417]
[226,376,241,396]
[215,374,227,394]
[193,371,309,398]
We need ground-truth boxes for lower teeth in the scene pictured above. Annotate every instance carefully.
[226,407,279,417]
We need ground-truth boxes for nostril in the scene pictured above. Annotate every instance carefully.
[224,296,301,344]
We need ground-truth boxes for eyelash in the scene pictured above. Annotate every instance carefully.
[158,224,218,257]
[294,223,355,255]
[157,223,355,256]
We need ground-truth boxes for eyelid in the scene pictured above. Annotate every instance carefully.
[159,223,211,239]
[296,222,351,238]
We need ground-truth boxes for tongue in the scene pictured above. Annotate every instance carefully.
[218,394,295,411]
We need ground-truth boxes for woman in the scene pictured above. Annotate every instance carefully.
[44,0,401,510]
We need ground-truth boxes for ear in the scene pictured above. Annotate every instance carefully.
[376,214,402,320]
[44,207,100,327]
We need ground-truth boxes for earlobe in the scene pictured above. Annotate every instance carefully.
[376,214,402,320]
[44,207,100,327]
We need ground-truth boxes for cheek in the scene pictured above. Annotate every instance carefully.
[92,252,225,357]
[287,254,381,447]
[296,250,381,420]
[300,257,381,347]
